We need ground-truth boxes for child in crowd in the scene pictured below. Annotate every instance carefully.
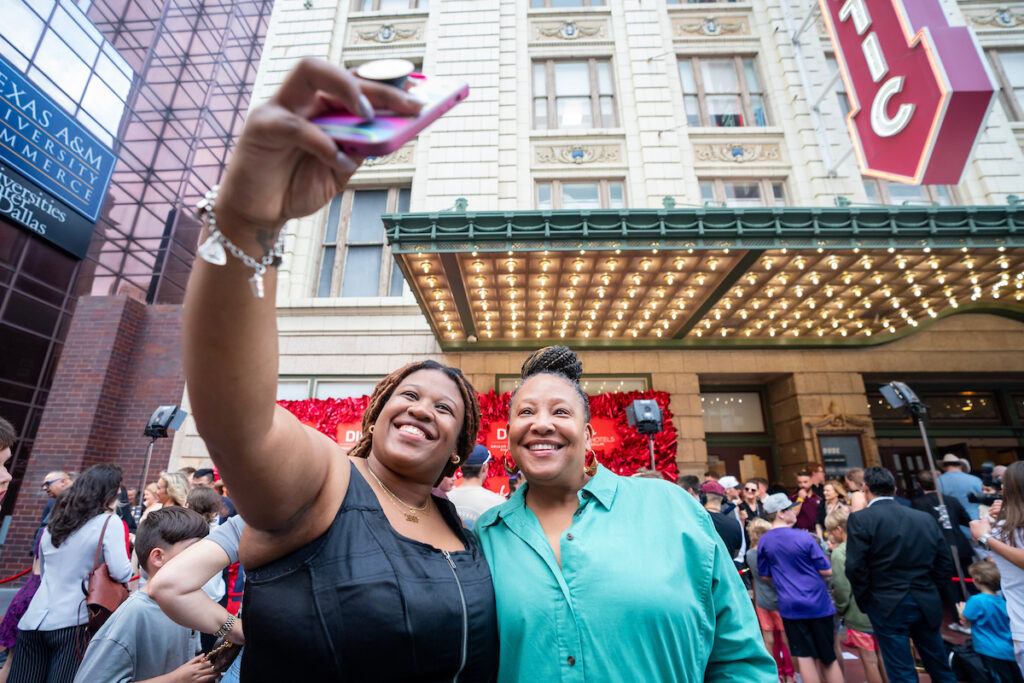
[825,509,887,683]
[960,560,1024,683]
[747,518,796,683]
[74,507,217,683]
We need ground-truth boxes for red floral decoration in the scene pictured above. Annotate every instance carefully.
[278,395,371,439]
[279,389,678,481]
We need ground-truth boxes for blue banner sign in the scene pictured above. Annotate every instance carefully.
[0,56,116,222]
[0,163,96,258]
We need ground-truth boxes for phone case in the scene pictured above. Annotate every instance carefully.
[312,79,469,157]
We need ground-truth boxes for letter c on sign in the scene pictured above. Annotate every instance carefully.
[871,76,915,137]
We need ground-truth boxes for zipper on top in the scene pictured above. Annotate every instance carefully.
[442,550,468,683]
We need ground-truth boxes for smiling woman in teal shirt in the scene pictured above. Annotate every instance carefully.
[476,346,775,682]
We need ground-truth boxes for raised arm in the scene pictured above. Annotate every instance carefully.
[182,59,421,537]
[149,539,242,644]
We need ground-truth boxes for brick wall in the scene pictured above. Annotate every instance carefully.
[0,296,184,576]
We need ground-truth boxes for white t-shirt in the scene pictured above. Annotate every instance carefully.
[447,485,506,529]
[994,524,1024,642]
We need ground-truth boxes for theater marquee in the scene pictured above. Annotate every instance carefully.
[820,0,996,184]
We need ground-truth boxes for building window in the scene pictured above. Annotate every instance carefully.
[276,378,382,401]
[498,375,647,394]
[825,56,851,117]
[678,56,768,127]
[533,59,616,130]
[0,0,133,145]
[699,179,785,207]
[667,0,737,3]
[862,179,955,206]
[869,392,1003,425]
[317,187,410,298]
[701,392,766,433]
[536,180,625,209]
[353,0,428,10]
[989,50,1024,121]
[531,0,605,5]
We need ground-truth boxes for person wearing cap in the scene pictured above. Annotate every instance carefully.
[717,475,749,563]
[701,480,744,562]
[448,445,506,530]
[757,492,842,683]
[939,452,984,533]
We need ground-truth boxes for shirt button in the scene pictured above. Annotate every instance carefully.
[566,533,574,541]
[567,656,576,666]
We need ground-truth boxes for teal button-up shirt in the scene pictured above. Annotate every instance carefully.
[477,465,776,683]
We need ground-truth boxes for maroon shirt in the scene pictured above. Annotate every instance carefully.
[792,492,821,532]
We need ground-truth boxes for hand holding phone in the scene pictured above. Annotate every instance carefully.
[313,76,469,157]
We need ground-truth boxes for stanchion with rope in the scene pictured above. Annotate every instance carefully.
[0,568,31,585]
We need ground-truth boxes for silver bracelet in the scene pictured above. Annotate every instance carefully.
[213,613,236,638]
[195,185,285,298]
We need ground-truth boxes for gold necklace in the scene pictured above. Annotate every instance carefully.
[366,463,430,523]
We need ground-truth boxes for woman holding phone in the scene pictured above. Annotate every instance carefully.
[182,59,497,682]
[476,346,776,681]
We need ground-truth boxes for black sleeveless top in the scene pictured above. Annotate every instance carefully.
[240,463,499,682]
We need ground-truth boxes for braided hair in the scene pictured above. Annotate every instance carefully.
[516,346,590,421]
[349,360,481,480]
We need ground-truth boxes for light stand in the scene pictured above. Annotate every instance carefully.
[880,381,969,602]
[626,399,664,472]
[136,405,187,521]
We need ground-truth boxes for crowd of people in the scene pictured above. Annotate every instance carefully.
[0,58,1020,682]
[681,458,1024,683]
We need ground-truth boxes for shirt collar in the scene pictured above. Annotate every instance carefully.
[479,463,619,528]
[867,496,894,507]
[580,463,618,510]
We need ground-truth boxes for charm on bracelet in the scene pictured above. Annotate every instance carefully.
[194,185,285,299]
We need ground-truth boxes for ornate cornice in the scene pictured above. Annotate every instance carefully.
[348,20,425,46]
[966,7,1024,28]
[693,143,781,164]
[531,18,608,42]
[535,144,622,165]
[674,16,749,38]
[363,145,415,167]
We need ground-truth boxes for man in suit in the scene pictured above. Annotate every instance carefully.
[846,466,957,683]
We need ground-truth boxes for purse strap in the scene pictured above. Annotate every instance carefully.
[92,514,113,572]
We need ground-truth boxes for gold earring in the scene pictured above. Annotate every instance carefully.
[584,450,598,477]
[451,454,461,465]
[367,425,374,435]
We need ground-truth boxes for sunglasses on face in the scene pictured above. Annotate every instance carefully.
[744,487,758,492]
[41,478,64,490]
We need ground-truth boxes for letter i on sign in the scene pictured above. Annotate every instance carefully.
[821,0,996,184]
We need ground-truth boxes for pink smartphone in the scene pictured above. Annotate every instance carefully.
[313,78,469,157]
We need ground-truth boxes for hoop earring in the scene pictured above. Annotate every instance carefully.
[504,457,520,477]
[367,425,374,435]
[584,450,598,477]
[451,454,461,465]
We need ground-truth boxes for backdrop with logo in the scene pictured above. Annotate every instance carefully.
[278,389,678,484]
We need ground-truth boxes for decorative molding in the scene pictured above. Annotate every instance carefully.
[693,143,781,164]
[535,144,622,165]
[674,16,749,38]
[363,145,415,167]
[349,21,424,46]
[532,19,608,42]
[806,402,872,433]
[966,7,1024,28]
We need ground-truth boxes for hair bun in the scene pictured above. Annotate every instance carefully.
[520,345,583,382]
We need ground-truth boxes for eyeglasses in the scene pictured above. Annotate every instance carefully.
[41,478,65,490]
[744,487,758,492]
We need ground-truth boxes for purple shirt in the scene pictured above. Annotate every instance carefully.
[757,527,834,620]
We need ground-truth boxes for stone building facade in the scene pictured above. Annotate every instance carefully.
[171,0,1024,486]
